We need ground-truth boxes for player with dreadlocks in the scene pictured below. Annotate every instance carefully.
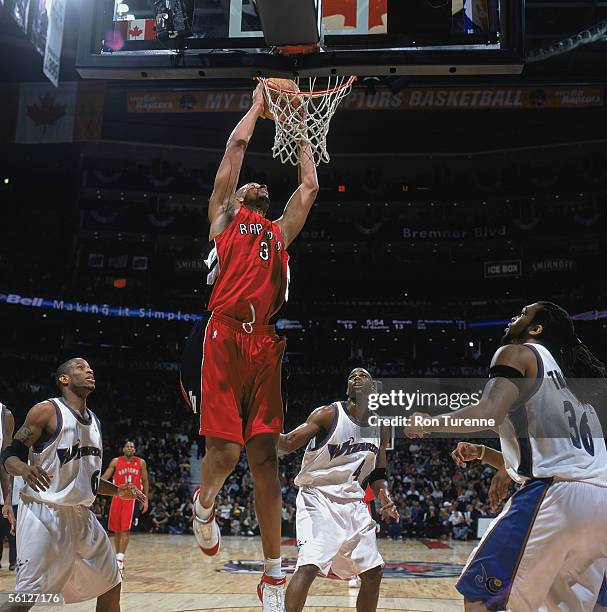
[405,302,607,612]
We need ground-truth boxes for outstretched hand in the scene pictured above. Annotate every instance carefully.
[404,412,431,439]
[2,505,15,535]
[19,464,52,492]
[253,82,270,118]
[488,469,512,512]
[117,483,147,504]
[378,489,400,522]
[451,442,481,468]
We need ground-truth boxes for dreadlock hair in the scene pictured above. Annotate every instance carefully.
[534,302,607,404]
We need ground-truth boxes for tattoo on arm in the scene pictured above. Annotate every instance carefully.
[14,426,34,446]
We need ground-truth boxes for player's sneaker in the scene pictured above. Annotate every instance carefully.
[348,575,361,588]
[117,558,125,577]
[257,573,286,612]
[192,488,221,556]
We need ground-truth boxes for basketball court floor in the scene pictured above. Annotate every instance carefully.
[0,535,473,611]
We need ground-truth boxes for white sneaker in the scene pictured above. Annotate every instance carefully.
[192,488,221,556]
[116,558,125,578]
[348,575,361,588]
[257,572,286,612]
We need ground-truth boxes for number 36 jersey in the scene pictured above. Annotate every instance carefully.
[206,206,290,325]
[23,397,103,507]
[500,343,607,487]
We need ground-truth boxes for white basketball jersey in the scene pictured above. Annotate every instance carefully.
[12,476,25,506]
[294,402,381,501]
[500,343,607,486]
[23,398,103,506]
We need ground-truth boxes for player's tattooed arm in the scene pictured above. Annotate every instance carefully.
[278,404,336,456]
[13,402,56,448]
[208,84,266,239]
[2,402,56,490]
[274,139,319,248]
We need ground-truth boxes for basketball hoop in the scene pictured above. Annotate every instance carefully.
[275,43,321,56]
[257,75,356,166]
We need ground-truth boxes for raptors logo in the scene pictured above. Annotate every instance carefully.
[220,559,463,579]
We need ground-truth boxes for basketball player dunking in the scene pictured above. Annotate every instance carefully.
[103,440,149,576]
[406,302,607,611]
[280,368,399,612]
[179,83,319,610]
[0,358,145,612]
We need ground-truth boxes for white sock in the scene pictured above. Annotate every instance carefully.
[264,557,284,579]
[116,553,125,562]
[195,499,213,521]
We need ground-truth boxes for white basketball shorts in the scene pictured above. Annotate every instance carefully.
[456,478,607,611]
[15,497,121,603]
[295,487,383,579]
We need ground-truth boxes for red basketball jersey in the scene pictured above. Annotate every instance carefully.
[114,456,143,490]
[206,206,289,325]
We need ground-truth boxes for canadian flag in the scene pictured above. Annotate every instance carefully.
[114,19,156,41]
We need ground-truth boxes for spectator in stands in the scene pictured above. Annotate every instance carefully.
[449,503,468,540]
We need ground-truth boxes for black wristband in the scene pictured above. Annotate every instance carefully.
[1,439,29,469]
[367,467,387,485]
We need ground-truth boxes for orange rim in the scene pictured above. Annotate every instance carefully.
[257,75,357,97]
[277,44,320,55]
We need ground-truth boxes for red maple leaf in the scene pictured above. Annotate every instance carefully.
[129,25,143,38]
[26,93,66,134]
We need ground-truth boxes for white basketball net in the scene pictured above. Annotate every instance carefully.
[259,76,356,166]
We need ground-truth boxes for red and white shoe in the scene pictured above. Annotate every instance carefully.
[192,488,221,556]
[257,572,286,612]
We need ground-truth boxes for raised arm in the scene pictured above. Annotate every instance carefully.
[278,404,335,456]
[208,84,266,240]
[406,343,537,436]
[0,402,57,491]
[274,139,319,248]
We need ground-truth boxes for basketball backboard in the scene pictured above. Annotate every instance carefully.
[76,0,524,80]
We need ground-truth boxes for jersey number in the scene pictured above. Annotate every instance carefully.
[563,401,595,456]
[259,241,269,261]
[352,460,365,482]
[91,469,100,496]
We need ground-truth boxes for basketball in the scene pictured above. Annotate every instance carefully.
[262,78,303,124]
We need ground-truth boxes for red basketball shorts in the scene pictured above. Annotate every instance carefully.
[108,497,135,534]
[181,311,285,446]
